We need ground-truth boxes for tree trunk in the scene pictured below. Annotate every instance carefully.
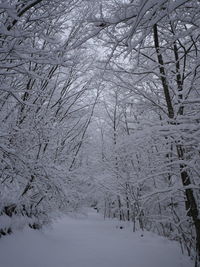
[153,23,200,262]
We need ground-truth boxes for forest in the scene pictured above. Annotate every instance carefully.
[0,0,200,266]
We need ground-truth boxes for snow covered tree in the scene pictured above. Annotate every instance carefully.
[87,0,200,263]
[0,0,99,234]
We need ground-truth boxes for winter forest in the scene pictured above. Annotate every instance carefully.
[0,0,200,266]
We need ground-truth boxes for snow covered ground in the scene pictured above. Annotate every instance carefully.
[0,210,193,267]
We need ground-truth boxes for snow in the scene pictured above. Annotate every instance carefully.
[0,209,192,267]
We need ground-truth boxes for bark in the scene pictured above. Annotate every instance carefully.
[153,24,174,119]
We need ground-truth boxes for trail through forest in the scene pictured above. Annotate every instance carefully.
[0,209,192,267]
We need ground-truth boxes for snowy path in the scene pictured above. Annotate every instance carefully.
[0,210,192,267]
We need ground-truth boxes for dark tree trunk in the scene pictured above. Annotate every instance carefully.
[153,23,200,263]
